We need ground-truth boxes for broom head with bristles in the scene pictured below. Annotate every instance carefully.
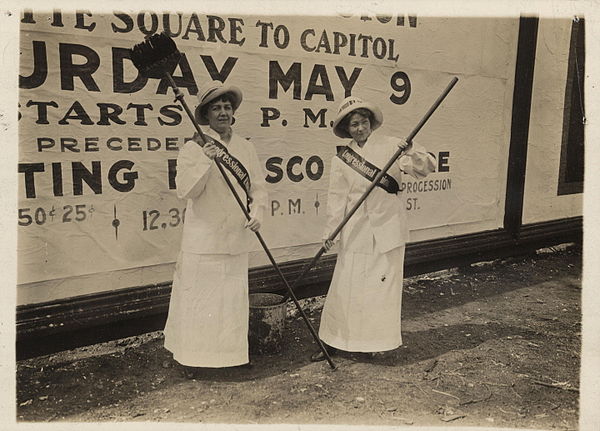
[130,32,181,79]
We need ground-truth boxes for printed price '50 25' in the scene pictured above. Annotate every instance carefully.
[18,204,94,226]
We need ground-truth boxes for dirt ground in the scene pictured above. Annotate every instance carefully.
[16,245,582,428]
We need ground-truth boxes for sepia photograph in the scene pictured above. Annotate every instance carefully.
[2,0,599,430]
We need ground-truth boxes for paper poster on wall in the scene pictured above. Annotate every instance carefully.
[18,11,518,284]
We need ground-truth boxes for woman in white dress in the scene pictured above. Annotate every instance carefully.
[311,96,436,361]
[164,81,267,376]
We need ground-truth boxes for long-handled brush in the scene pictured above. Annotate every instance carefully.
[282,77,459,302]
[130,33,337,369]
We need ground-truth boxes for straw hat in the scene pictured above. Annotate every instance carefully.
[195,80,243,125]
[332,96,383,138]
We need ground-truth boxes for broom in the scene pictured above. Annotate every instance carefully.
[282,76,459,302]
[129,33,337,369]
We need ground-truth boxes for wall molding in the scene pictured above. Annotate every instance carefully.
[17,217,581,359]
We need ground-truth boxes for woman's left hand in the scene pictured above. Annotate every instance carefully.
[245,217,261,232]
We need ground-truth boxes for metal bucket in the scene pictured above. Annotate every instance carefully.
[248,293,286,355]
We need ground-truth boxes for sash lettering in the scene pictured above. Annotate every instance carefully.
[193,132,252,209]
[337,146,399,194]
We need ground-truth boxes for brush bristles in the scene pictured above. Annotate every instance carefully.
[130,33,181,79]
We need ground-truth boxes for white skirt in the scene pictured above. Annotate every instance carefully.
[163,252,249,367]
[319,245,405,352]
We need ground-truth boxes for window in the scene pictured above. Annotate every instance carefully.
[558,17,585,195]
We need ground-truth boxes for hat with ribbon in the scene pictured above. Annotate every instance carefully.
[195,80,243,125]
[332,96,383,138]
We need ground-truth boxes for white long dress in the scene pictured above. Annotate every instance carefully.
[164,128,267,367]
[319,132,436,352]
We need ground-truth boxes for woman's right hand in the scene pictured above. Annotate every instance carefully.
[397,138,412,152]
[322,239,334,252]
[203,142,218,160]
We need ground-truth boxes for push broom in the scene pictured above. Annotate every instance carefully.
[282,76,459,301]
[129,33,337,369]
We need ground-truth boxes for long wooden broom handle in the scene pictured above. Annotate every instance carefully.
[164,74,337,369]
[282,76,459,301]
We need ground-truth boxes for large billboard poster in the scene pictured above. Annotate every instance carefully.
[18,11,518,299]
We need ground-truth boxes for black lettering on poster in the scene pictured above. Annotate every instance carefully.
[59,43,101,92]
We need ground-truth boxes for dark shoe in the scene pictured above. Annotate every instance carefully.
[369,351,386,358]
[239,361,253,369]
[180,365,198,379]
[310,344,337,362]
[365,350,397,364]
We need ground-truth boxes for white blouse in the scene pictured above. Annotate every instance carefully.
[176,128,268,255]
[323,131,436,254]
